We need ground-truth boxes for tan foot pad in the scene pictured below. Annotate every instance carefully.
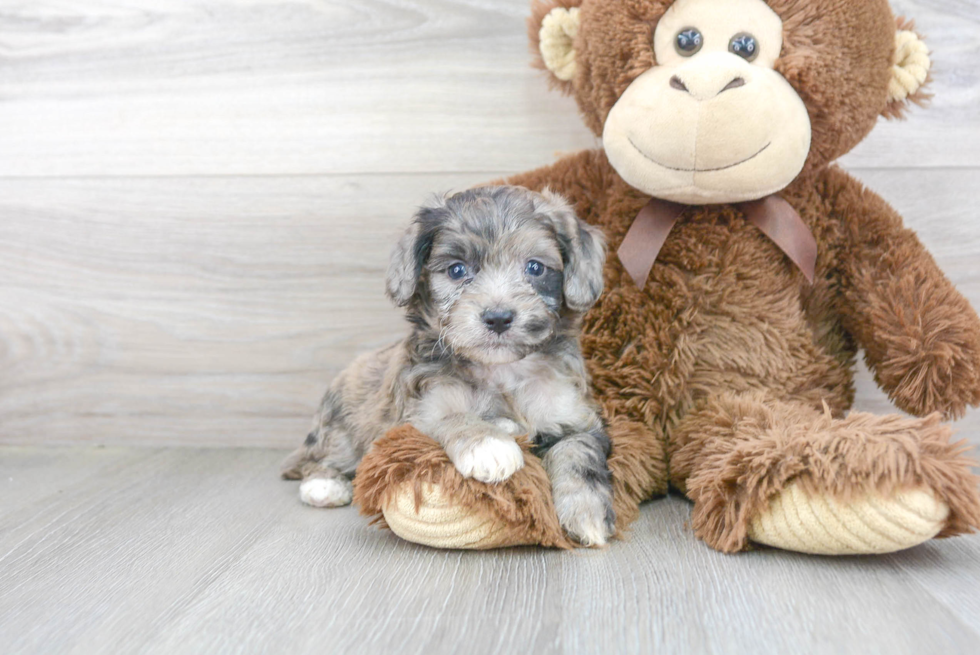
[382,482,532,550]
[747,481,950,555]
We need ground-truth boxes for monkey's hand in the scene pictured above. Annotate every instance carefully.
[860,272,980,419]
[826,166,980,419]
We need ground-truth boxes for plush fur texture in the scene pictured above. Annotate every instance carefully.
[531,0,902,172]
[355,0,980,553]
[491,150,980,551]
[670,393,980,552]
[355,425,575,549]
[288,186,621,545]
[354,420,664,546]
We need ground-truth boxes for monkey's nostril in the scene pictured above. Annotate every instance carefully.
[721,77,746,93]
[482,309,515,335]
[669,75,689,93]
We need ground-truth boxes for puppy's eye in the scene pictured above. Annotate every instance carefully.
[447,263,467,280]
[729,33,758,61]
[675,28,703,56]
[525,260,545,277]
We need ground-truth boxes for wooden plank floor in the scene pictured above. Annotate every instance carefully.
[2,445,979,655]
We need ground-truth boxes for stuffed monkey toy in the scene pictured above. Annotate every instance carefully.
[355,0,980,554]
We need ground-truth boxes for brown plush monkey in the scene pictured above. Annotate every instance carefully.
[355,0,980,554]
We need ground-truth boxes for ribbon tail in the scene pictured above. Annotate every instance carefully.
[739,196,818,283]
[617,198,685,288]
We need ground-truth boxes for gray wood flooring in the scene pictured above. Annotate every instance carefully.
[2,445,980,655]
[2,0,980,653]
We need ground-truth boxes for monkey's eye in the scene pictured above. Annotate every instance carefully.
[447,263,468,280]
[675,28,703,56]
[729,33,759,61]
[525,260,545,277]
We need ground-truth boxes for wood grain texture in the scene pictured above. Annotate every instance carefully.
[0,0,977,177]
[1,170,978,447]
[0,0,977,447]
[1,446,979,655]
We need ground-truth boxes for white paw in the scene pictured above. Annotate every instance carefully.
[454,437,524,483]
[299,477,353,508]
[555,490,615,547]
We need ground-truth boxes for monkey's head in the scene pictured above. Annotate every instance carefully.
[531,0,930,204]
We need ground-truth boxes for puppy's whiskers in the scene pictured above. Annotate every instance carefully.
[433,327,450,358]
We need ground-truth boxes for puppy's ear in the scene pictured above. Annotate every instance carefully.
[536,189,606,312]
[386,203,441,307]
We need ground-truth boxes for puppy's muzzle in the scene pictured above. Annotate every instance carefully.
[482,308,515,335]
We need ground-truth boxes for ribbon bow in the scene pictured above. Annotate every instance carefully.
[616,195,817,288]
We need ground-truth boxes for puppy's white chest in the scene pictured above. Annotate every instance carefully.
[477,356,590,435]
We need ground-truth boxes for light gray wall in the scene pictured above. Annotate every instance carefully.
[0,0,977,447]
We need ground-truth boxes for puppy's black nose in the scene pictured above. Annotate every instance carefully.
[482,309,515,334]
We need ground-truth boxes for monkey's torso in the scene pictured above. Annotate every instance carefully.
[565,153,857,442]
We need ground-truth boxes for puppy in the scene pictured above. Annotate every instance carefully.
[281,185,615,545]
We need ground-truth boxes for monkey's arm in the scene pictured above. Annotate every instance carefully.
[825,166,980,419]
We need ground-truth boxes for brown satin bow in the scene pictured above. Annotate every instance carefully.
[616,195,817,288]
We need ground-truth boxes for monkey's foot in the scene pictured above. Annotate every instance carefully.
[382,482,523,549]
[747,481,949,555]
[353,425,574,550]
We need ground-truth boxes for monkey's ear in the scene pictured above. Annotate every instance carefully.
[882,20,931,119]
[536,189,606,312]
[386,204,441,307]
[529,1,583,92]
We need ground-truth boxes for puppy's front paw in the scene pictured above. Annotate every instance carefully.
[555,489,616,547]
[453,437,524,483]
[299,477,353,508]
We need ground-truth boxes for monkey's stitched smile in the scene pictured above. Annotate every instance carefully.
[628,137,772,173]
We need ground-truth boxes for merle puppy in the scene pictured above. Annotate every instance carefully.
[281,186,615,545]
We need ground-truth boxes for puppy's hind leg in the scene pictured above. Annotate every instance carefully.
[281,428,359,509]
[280,430,323,480]
[299,468,354,508]
[538,426,616,546]
[281,383,364,508]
